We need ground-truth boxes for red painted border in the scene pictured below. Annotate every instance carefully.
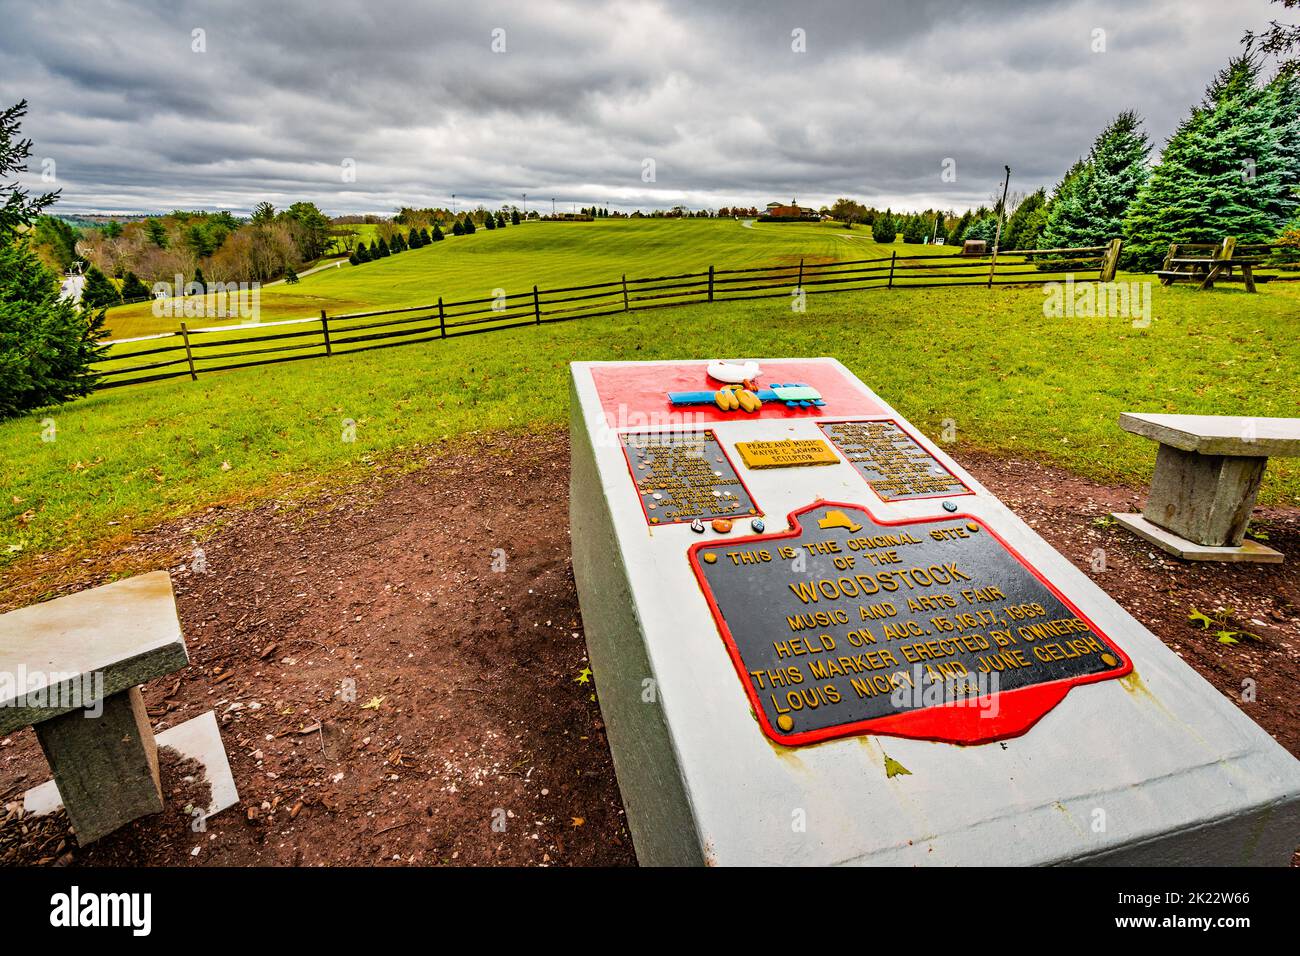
[618,427,763,527]
[817,418,975,503]
[687,500,1133,747]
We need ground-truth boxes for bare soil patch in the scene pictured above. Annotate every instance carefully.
[1,432,1296,866]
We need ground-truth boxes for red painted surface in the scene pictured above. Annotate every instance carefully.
[687,500,1133,747]
[588,361,885,430]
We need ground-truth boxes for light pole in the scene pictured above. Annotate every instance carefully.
[992,166,1011,253]
[452,193,457,216]
[522,193,527,217]
[551,197,556,218]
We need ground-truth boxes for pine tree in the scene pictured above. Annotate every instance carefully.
[452,219,464,237]
[1124,58,1300,268]
[1041,111,1151,252]
[872,211,896,243]
[463,216,476,235]
[1,243,107,416]
[376,237,390,257]
[408,227,421,248]
[81,265,121,308]
[946,210,973,245]
[430,224,442,241]
[496,212,507,228]
[902,214,927,243]
[1004,189,1048,250]
[145,218,168,248]
[193,266,206,292]
[120,271,151,301]
[348,250,361,265]
[284,265,299,283]
[511,209,521,225]
[484,213,496,230]
[355,243,370,263]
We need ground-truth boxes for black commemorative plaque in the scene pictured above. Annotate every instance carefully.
[621,430,759,525]
[820,420,969,500]
[690,502,1127,744]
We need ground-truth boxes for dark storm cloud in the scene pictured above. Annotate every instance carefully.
[0,0,1284,215]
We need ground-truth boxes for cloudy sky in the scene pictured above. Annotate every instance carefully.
[0,0,1287,217]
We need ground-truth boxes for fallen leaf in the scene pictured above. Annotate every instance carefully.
[884,755,912,779]
[361,696,385,710]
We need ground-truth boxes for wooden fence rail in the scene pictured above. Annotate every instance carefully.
[90,238,1286,392]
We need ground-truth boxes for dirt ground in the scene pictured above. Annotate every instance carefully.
[1,430,1297,866]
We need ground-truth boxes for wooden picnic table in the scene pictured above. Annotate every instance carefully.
[1155,238,1270,291]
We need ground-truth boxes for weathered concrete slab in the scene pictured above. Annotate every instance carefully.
[1143,443,1267,547]
[1120,413,1300,458]
[1111,512,1283,563]
[24,710,239,826]
[35,686,164,844]
[0,571,188,733]
[572,359,1300,866]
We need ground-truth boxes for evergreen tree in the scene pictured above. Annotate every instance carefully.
[81,265,121,308]
[902,214,927,243]
[376,237,390,257]
[463,216,476,235]
[145,218,168,248]
[1003,188,1048,250]
[964,214,999,244]
[946,210,974,245]
[284,265,299,283]
[368,240,379,258]
[408,227,421,248]
[872,211,896,243]
[355,243,371,263]
[348,250,361,265]
[1125,58,1300,268]
[484,213,496,230]
[429,224,442,241]
[1,243,107,417]
[193,266,206,292]
[120,271,151,301]
[496,212,507,228]
[452,219,464,237]
[1041,111,1151,252]
[511,209,521,225]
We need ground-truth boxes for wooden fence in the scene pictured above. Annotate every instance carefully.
[93,240,1129,392]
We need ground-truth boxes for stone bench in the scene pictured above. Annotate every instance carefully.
[1112,413,1300,563]
[0,571,235,843]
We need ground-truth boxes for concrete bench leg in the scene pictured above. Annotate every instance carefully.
[1142,444,1266,547]
[34,686,164,844]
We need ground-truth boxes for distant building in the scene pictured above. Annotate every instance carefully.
[758,199,819,222]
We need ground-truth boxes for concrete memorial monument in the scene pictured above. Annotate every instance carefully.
[570,358,1300,865]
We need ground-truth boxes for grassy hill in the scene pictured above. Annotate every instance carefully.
[4,276,1297,580]
[102,219,932,338]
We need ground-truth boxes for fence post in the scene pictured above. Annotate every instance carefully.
[180,322,197,381]
[1099,238,1122,282]
[320,309,332,356]
[987,248,999,288]
[708,265,715,302]
[438,297,446,338]
[887,252,896,289]
[621,274,630,311]
[533,285,541,324]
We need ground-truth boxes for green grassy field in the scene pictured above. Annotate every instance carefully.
[102,219,928,339]
[4,256,1297,578]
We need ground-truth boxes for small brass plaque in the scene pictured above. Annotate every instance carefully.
[735,438,838,470]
